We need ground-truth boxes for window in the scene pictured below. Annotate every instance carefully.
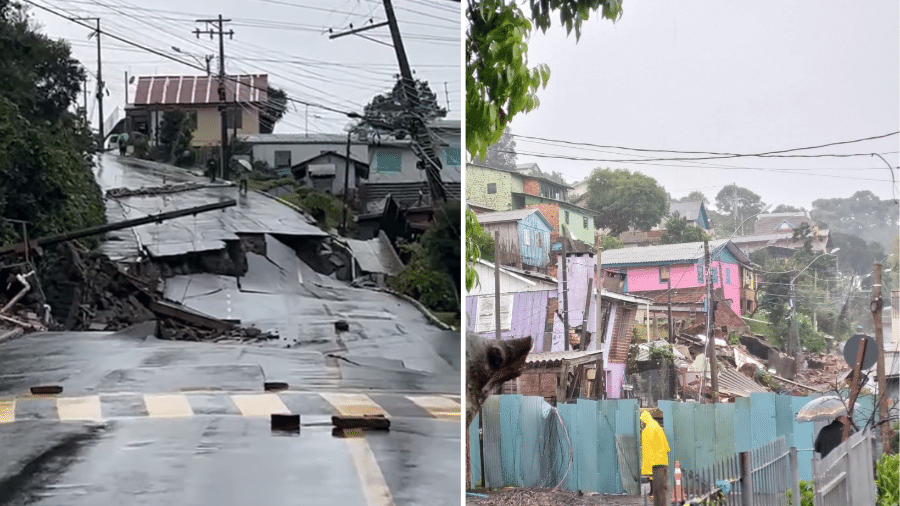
[374,149,402,173]
[711,268,718,285]
[697,262,704,284]
[726,267,731,285]
[274,150,291,169]
[487,183,497,194]
[583,216,589,229]
[536,233,542,248]
[523,229,531,246]
[565,211,570,225]
[659,266,670,283]
[187,111,198,130]
[475,294,514,333]
[226,109,242,129]
[443,146,461,167]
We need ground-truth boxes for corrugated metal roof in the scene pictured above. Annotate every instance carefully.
[525,349,603,366]
[133,75,267,105]
[477,209,540,224]
[343,232,404,276]
[717,367,770,396]
[601,239,752,267]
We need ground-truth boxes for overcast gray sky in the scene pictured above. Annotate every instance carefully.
[507,1,899,211]
[29,0,460,135]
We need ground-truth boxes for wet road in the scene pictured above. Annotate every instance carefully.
[0,156,461,504]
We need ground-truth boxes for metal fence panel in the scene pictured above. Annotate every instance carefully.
[499,394,522,486]
[482,395,503,488]
[714,403,736,463]
[750,393,778,450]
[614,399,641,495]
[558,402,579,491]
[598,400,620,493]
[577,399,601,493]
[735,396,752,453]
[674,401,698,471]
[693,403,717,471]
[469,413,482,487]
[791,395,818,481]
[519,395,547,487]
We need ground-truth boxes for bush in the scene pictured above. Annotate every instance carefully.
[787,480,814,506]
[390,241,457,313]
[648,343,674,365]
[877,452,899,506]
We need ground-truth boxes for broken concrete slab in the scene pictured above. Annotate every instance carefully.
[341,231,403,277]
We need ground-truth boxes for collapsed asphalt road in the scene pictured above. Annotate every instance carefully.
[0,155,461,505]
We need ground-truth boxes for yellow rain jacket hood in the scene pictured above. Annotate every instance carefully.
[640,410,670,476]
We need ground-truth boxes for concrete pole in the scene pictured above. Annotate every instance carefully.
[494,231,501,340]
[562,240,570,351]
[652,465,668,506]
[596,230,602,344]
[872,263,889,450]
[789,447,800,506]
[740,451,753,506]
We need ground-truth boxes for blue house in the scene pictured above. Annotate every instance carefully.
[476,208,553,272]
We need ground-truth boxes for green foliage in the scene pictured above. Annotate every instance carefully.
[421,201,462,297]
[811,190,898,254]
[390,241,458,313]
[466,208,494,291]
[714,184,766,233]
[0,4,104,245]
[466,0,621,160]
[773,204,802,213]
[787,480,815,506]
[157,110,194,166]
[680,190,709,205]
[259,86,288,134]
[648,342,674,365]
[877,452,899,506]
[728,332,739,345]
[281,187,353,232]
[362,78,446,137]
[660,212,710,245]
[473,127,517,171]
[584,168,668,236]
[831,231,888,276]
[601,235,624,250]
[754,368,783,392]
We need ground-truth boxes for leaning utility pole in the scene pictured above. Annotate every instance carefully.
[595,230,602,344]
[872,263,890,451]
[330,1,448,202]
[704,240,718,401]
[562,241,570,351]
[73,18,103,146]
[194,15,233,182]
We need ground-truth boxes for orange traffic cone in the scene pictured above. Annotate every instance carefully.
[673,460,684,502]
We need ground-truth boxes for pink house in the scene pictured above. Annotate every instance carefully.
[600,239,757,317]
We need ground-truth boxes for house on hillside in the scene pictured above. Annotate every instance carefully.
[476,209,553,272]
[617,200,714,247]
[466,255,651,401]
[126,74,268,149]
[466,162,599,246]
[601,239,757,319]
[730,212,832,258]
[239,133,367,177]
[289,151,368,197]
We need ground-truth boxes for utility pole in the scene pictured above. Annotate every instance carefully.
[342,129,352,232]
[331,1,447,202]
[73,18,103,147]
[494,231,501,340]
[562,240,570,351]
[195,15,233,182]
[667,276,673,344]
[443,81,451,112]
[872,263,889,451]
[704,240,718,401]
[595,230,602,344]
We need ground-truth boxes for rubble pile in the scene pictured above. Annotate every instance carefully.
[105,182,214,198]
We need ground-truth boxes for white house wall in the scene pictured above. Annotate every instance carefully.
[251,142,367,174]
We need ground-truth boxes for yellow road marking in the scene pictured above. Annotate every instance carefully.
[320,393,386,417]
[144,394,194,418]
[406,395,460,420]
[230,393,290,417]
[345,437,394,506]
[0,400,14,423]
[57,396,102,421]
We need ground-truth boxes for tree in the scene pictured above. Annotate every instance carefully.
[601,235,624,250]
[583,168,668,236]
[466,0,622,159]
[158,110,193,166]
[0,1,104,244]
[811,191,898,252]
[772,204,802,213]
[714,184,766,234]
[680,191,709,205]
[259,86,287,134]
[466,208,494,291]
[660,212,710,245]
[474,127,517,171]
[362,78,447,137]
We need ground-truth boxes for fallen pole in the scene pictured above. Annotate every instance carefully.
[0,199,236,256]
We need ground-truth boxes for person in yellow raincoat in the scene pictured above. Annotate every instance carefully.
[640,410,670,479]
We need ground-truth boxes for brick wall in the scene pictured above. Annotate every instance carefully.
[522,178,540,196]
[518,370,558,400]
[526,203,560,242]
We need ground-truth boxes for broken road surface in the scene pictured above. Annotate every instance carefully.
[0,155,460,505]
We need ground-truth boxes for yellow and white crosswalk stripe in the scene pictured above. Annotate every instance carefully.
[321,392,387,417]
[346,437,395,506]
[144,394,194,418]
[0,400,15,423]
[57,395,102,421]
[230,393,290,417]
[406,395,460,421]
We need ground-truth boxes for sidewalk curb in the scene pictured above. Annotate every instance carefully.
[374,288,456,332]
[0,327,24,344]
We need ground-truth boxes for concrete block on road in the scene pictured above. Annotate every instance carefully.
[331,414,390,431]
[271,413,300,433]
